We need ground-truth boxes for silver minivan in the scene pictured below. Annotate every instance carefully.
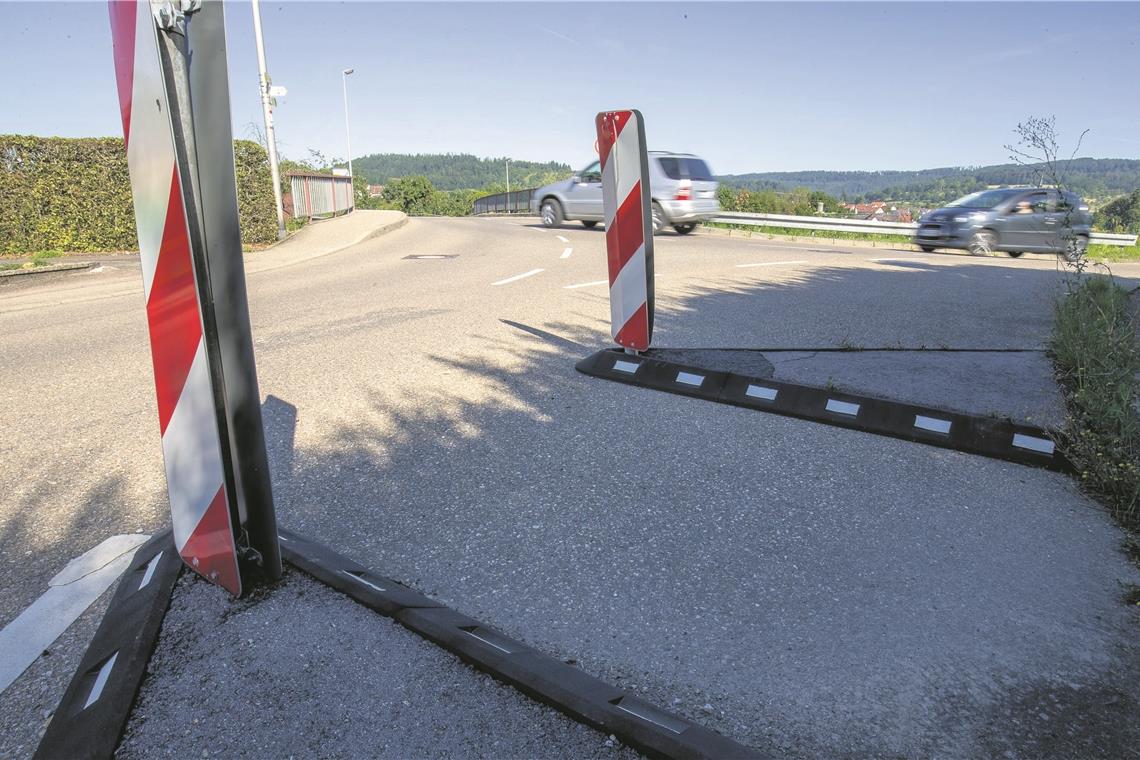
[531,151,720,234]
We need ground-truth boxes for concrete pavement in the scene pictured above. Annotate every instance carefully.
[2,215,1138,757]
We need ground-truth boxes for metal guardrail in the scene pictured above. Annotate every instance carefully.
[473,188,536,215]
[289,173,354,219]
[712,211,1138,247]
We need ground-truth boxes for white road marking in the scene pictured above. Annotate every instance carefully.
[561,247,573,259]
[492,268,545,286]
[0,534,150,695]
[564,279,609,289]
[556,235,569,243]
[735,260,809,268]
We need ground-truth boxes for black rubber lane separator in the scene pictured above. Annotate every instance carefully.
[279,529,764,760]
[576,348,1071,472]
[35,531,182,760]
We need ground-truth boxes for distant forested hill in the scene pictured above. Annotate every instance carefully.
[718,158,1140,204]
[353,153,571,191]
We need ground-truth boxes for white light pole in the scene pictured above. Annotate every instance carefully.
[341,68,354,179]
[505,158,511,212]
[251,0,286,240]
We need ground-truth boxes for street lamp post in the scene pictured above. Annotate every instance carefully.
[341,68,354,179]
[505,158,510,213]
[251,0,286,240]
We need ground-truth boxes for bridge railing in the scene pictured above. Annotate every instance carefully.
[473,188,536,215]
[289,173,354,219]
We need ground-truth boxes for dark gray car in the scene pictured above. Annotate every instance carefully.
[914,188,1092,260]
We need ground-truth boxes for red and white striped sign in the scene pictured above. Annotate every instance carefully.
[109,0,242,595]
[596,110,654,352]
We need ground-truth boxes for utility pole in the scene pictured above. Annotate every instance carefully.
[342,68,354,178]
[251,0,286,241]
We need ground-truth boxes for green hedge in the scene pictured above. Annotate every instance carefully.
[0,135,277,255]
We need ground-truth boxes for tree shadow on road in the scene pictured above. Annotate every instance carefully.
[260,258,1139,759]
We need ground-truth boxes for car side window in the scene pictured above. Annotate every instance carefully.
[1027,192,1049,213]
[580,161,601,182]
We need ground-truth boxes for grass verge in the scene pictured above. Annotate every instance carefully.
[0,250,65,271]
[1087,243,1140,263]
[705,222,912,245]
[1049,275,1139,533]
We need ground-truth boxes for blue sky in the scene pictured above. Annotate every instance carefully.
[4,1,1139,174]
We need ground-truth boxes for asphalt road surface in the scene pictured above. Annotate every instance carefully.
[2,217,1139,757]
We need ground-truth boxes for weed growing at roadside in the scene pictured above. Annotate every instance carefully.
[1049,275,1140,531]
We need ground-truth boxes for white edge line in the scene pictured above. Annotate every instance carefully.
[735,260,809,268]
[564,279,609,290]
[492,268,545,286]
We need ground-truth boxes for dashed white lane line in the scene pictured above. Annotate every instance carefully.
[564,274,660,289]
[556,235,570,243]
[0,534,150,695]
[492,268,545,286]
[561,247,573,259]
[734,259,810,268]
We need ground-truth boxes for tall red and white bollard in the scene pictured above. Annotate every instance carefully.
[109,0,280,595]
[596,110,654,352]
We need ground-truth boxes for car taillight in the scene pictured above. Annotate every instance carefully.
[674,180,692,201]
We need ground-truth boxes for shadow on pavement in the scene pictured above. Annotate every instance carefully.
[259,258,1139,758]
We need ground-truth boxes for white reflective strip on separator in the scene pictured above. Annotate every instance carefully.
[609,243,647,336]
[138,551,163,590]
[83,652,118,709]
[826,399,860,416]
[1012,433,1055,455]
[162,340,227,552]
[746,384,778,401]
[340,570,385,592]
[126,2,178,302]
[601,149,618,229]
[676,371,704,387]
[613,360,640,374]
[914,415,952,434]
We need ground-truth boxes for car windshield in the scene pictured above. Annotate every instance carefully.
[947,189,1022,209]
[657,157,715,181]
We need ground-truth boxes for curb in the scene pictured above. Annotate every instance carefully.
[280,529,763,760]
[34,532,181,760]
[244,213,408,274]
[0,262,92,279]
[576,348,1070,471]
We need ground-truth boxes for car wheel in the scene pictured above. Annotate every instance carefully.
[673,223,696,235]
[919,245,936,252]
[540,198,563,228]
[1061,235,1088,263]
[582,220,598,229]
[1007,251,1024,258]
[967,230,996,256]
[651,202,666,235]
